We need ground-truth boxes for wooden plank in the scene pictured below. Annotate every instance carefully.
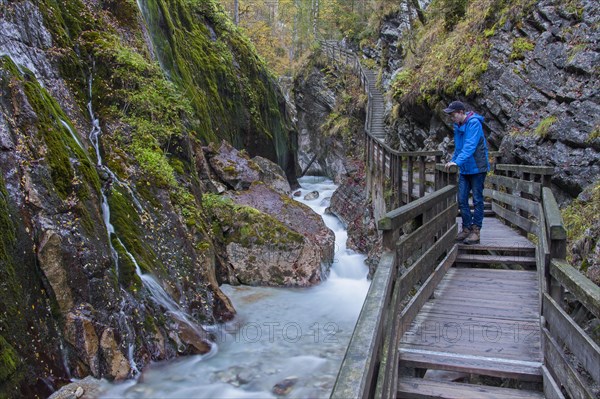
[397,224,457,301]
[542,187,567,240]
[376,244,458,399]
[542,328,595,399]
[542,365,566,399]
[458,243,536,253]
[496,164,554,175]
[375,267,403,399]
[492,202,538,234]
[549,259,600,320]
[455,253,537,265]
[396,202,457,263]
[379,185,456,231]
[396,377,544,399]
[397,376,545,399]
[398,348,542,380]
[331,252,396,399]
[417,303,539,321]
[486,175,542,198]
[445,268,538,278]
[543,294,600,383]
[484,189,541,217]
[397,245,458,337]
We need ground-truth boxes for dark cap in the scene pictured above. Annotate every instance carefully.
[443,101,466,114]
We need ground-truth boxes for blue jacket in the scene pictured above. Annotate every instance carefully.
[451,112,490,175]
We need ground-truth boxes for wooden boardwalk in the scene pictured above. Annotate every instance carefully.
[325,40,600,399]
[397,216,544,398]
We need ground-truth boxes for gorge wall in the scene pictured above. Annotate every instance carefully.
[370,0,598,203]
[0,0,311,397]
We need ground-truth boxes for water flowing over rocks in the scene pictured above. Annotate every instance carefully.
[327,163,381,276]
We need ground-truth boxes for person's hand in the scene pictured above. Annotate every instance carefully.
[445,161,457,171]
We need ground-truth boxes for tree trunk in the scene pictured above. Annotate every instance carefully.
[312,0,319,38]
[234,0,239,25]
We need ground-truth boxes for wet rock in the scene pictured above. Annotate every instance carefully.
[175,319,213,355]
[293,190,302,197]
[37,230,74,315]
[253,155,292,195]
[99,328,130,380]
[226,183,335,270]
[64,305,100,377]
[303,190,319,200]
[206,141,261,190]
[294,63,354,182]
[47,376,104,399]
[272,376,298,396]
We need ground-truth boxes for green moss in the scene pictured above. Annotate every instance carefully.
[510,37,535,61]
[391,0,536,106]
[7,60,101,202]
[202,194,304,248]
[107,186,165,276]
[0,173,16,263]
[588,124,600,143]
[0,335,21,382]
[563,183,600,269]
[134,0,293,169]
[534,115,557,138]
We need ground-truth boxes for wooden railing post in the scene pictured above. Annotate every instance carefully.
[542,187,567,303]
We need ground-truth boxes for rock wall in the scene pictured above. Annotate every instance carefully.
[0,0,300,396]
[294,57,365,183]
[293,53,382,273]
[370,0,598,201]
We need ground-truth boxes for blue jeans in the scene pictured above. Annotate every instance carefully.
[458,172,486,229]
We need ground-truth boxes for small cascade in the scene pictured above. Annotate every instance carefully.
[85,71,214,373]
[117,304,140,376]
[60,119,85,153]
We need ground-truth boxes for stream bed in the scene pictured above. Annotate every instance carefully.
[101,176,370,398]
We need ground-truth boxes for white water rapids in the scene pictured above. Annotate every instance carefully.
[101,176,371,398]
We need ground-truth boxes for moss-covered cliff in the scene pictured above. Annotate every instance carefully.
[0,0,298,396]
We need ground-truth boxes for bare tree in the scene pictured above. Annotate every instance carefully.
[234,0,239,25]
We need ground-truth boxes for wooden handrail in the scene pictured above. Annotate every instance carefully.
[486,163,599,396]
[378,185,456,231]
[495,164,554,175]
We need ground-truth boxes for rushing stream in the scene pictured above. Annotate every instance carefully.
[100,176,371,398]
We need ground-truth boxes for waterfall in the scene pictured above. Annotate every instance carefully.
[85,70,215,373]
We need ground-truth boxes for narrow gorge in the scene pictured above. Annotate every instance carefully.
[1,0,598,397]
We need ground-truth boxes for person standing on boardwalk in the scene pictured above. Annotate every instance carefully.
[444,101,490,245]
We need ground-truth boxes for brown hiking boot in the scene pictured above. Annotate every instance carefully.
[464,225,481,245]
[456,226,471,242]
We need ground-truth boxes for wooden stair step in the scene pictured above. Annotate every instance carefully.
[455,254,537,265]
[399,348,542,381]
[458,244,535,254]
[397,376,545,399]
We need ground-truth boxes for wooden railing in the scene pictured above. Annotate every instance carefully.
[320,40,443,209]
[486,164,600,399]
[331,165,458,399]
[321,39,599,398]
